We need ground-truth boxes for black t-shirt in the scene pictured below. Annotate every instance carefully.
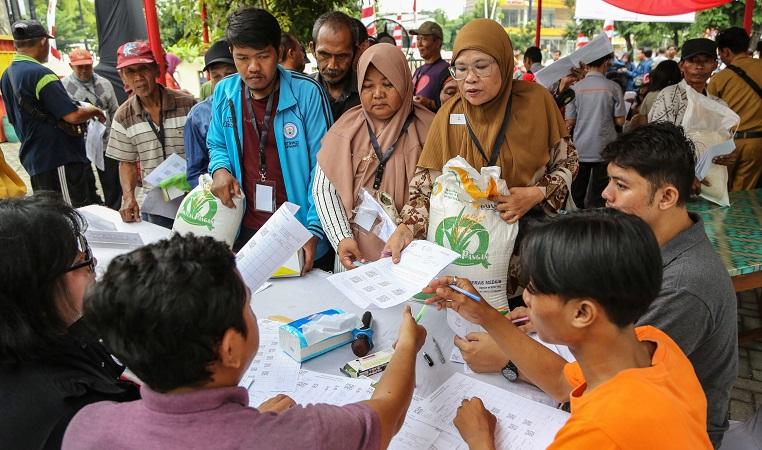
[0,54,86,176]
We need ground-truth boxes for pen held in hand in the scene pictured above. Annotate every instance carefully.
[511,315,530,326]
[449,284,481,302]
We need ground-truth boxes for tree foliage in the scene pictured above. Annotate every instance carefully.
[430,0,505,50]
[157,0,359,60]
[34,0,98,53]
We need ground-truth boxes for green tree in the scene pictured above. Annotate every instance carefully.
[34,0,98,53]
[431,0,504,50]
[157,0,360,60]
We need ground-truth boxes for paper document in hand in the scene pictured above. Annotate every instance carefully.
[327,240,459,309]
[143,153,187,187]
[248,369,375,408]
[85,119,107,171]
[535,33,613,88]
[696,139,735,181]
[236,202,312,291]
[411,373,569,450]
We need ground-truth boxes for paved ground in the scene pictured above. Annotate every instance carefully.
[2,142,761,423]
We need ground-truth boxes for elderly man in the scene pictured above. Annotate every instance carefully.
[106,41,196,228]
[708,27,762,191]
[0,20,105,206]
[410,21,449,111]
[62,48,121,209]
[310,11,360,122]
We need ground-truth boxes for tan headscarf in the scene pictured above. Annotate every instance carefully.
[418,19,567,187]
[318,43,434,258]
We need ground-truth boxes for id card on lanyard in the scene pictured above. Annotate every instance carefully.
[244,86,276,212]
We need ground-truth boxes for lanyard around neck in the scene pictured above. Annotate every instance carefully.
[139,92,166,159]
[244,84,275,180]
[464,94,513,167]
[365,112,415,190]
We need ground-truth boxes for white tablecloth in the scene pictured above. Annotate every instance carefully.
[82,205,555,405]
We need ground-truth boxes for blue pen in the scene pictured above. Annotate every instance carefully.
[352,260,366,267]
[449,284,481,302]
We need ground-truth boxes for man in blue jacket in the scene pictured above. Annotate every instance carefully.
[208,7,333,271]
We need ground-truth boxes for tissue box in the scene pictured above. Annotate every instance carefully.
[271,250,304,278]
[279,309,354,362]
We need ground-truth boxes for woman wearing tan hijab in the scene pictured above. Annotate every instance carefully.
[385,19,578,295]
[313,44,435,271]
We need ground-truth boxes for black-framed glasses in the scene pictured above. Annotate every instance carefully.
[62,234,96,274]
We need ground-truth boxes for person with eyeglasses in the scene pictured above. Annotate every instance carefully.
[384,19,578,300]
[0,194,140,449]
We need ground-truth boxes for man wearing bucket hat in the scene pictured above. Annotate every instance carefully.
[410,21,449,111]
[62,48,122,210]
[106,40,196,228]
[185,40,237,188]
[0,19,105,206]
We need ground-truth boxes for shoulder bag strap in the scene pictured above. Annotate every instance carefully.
[726,64,762,99]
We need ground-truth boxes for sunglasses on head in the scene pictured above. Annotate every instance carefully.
[62,234,96,274]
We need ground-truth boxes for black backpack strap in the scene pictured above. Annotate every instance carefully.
[726,64,762,99]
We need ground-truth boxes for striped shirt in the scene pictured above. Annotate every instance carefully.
[106,87,196,184]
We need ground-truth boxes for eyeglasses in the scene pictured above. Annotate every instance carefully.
[62,234,96,274]
[448,59,497,80]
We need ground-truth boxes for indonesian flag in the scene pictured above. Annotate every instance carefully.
[394,14,403,49]
[576,33,589,49]
[603,19,615,40]
[47,0,61,60]
[361,0,377,36]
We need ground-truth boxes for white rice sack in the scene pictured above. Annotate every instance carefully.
[173,174,244,247]
[427,156,519,309]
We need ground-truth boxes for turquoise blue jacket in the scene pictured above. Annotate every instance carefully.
[207,67,333,257]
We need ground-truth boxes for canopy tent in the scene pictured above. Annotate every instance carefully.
[602,0,756,33]
[575,0,696,22]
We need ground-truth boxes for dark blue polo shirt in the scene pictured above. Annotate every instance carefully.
[0,54,86,176]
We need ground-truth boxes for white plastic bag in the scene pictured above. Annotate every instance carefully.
[427,156,519,309]
[173,174,244,247]
[681,80,739,206]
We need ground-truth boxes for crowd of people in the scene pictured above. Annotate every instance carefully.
[0,5,761,450]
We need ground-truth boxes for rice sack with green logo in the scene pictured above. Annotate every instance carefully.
[427,156,518,309]
[172,174,244,247]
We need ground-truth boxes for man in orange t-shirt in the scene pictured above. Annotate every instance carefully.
[422,209,712,450]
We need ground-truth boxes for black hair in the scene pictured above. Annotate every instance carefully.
[84,234,248,393]
[588,52,613,68]
[13,37,43,49]
[520,209,662,328]
[658,47,666,55]
[524,46,542,64]
[602,121,696,206]
[279,32,300,63]
[226,7,281,53]
[716,27,750,54]
[647,60,681,92]
[353,18,369,46]
[312,11,357,51]
[641,47,653,58]
[0,193,85,364]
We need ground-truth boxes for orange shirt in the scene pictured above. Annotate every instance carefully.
[548,326,712,450]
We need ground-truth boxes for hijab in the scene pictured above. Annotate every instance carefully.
[417,19,567,188]
[318,43,434,257]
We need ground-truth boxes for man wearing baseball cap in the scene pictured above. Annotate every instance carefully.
[0,19,105,206]
[648,38,737,171]
[185,40,236,188]
[105,40,196,228]
[62,48,122,210]
[410,21,449,111]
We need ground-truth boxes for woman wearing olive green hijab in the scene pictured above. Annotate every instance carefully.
[385,19,578,296]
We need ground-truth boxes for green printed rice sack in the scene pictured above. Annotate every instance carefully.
[173,174,244,247]
[427,156,519,309]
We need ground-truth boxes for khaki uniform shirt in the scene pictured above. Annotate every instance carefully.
[707,54,762,132]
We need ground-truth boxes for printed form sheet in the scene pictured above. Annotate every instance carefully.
[411,373,570,450]
[239,319,300,404]
[143,152,187,187]
[236,202,312,292]
[327,240,458,309]
[247,369,375,408]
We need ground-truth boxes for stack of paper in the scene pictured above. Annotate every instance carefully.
[327,240,458,309]
[534,33,614,88]
[246,368,375,408]
[239,319,300,403]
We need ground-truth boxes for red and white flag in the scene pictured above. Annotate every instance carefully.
[394,14,403,49]
[576,33,589,49]
[361,0,377,36]
[46,0,61,60]
[603,19,615,40]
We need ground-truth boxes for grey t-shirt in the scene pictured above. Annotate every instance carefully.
[565,72,625,162]
[637,214,738,448]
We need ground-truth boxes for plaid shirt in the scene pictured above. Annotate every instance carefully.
[62,73,120,144]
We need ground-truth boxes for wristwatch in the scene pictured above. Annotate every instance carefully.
[501,361,519,382]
